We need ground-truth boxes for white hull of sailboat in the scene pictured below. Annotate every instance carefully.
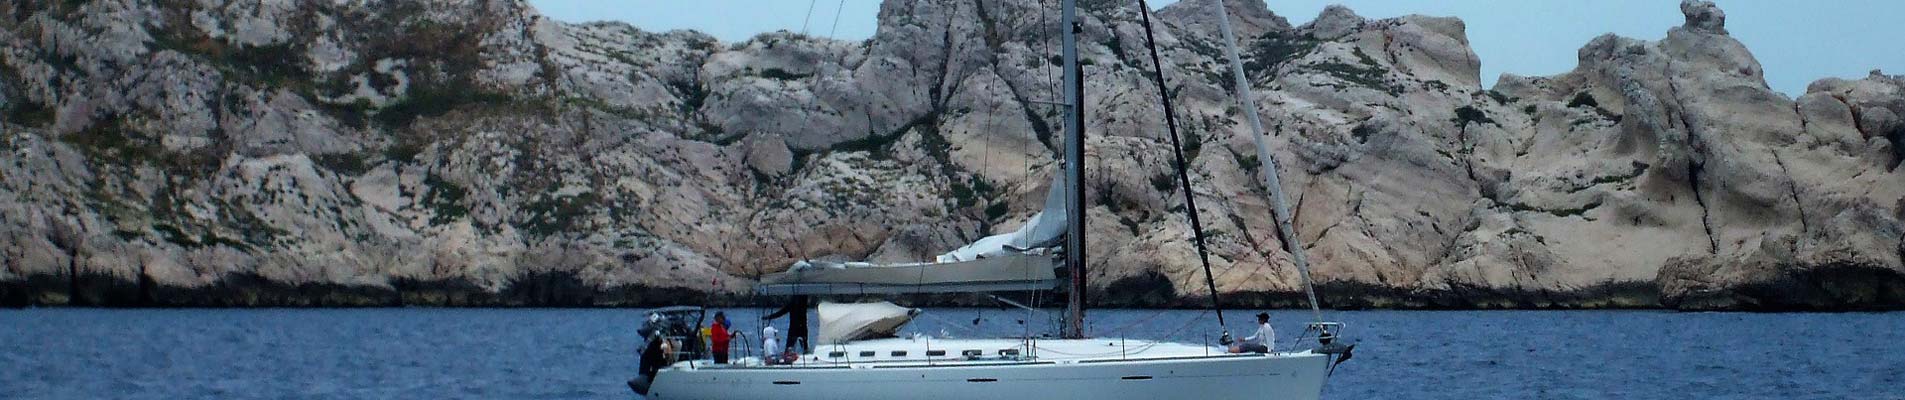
[645,339,1329,400]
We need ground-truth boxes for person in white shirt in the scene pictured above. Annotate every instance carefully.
[762,325,781,361]
[1236,312,1275,354]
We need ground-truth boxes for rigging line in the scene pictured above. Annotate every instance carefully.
[916,311,994,337]
[828,0,848,39]
[1136,0,1225,330]
[800,0,818,36]
[1019,0,1047,248]
[1160,309,1213,343]
[1213,0,1324,324]
[1100,307,1172,336]
[1038,0,1058,109]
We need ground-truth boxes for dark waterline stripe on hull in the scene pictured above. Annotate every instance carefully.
[869,361,1056,369]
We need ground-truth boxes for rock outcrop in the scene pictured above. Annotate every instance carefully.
[1,0,1899,309]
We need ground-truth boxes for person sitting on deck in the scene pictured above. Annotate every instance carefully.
[710,312,732,364]
[1232,312,1275,354]
[761,324,782,364]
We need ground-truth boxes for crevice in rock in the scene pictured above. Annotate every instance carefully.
[969,0,1001,53]
[1291,176,1314,224]
[929,5,964,110]
[1301,181,1356,251]
[1457,121,1479,184]
[1218,197,1274,269]
[1771,150,1808,252]
[45,215,82,303]
[1377,30,1404,76]
[1662,58,1718,254]
[1889,125,1905,172]
[1830,94,1870,139]
[982,19,1057,154]
[1686,151,1717,254]
[1429,209,1470,268]
[1792,101,1810,143]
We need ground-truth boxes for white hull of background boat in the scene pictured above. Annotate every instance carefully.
[644,339,1329,400]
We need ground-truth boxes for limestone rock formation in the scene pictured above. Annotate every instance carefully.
[0,0,1899,309]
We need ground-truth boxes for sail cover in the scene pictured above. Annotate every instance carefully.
[756,172,1069,296]
[757,253,1058,295]
[816,301,920,344]
[936,172,1070,262]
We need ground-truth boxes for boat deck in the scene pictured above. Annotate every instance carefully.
[672,337,1313,370]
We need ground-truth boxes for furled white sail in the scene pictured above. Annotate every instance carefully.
[758,253,1058,295]
[816,301,920,344]
[757,172,1068,295]
[936,172,1070,262]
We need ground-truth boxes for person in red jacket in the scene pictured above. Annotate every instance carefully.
[709,312,731,364]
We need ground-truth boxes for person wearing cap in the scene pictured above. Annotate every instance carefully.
[709,312,732,364]
[1236,312,1275,354]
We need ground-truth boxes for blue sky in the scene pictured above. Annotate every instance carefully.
[528,0,1905,96]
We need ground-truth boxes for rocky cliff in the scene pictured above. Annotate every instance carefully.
[1,0,1900,309]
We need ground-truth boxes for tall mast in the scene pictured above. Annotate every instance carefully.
[1059,0,1088,339]
[1214,1,1323,323]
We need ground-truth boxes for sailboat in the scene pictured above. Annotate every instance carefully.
[631,1,1354,399]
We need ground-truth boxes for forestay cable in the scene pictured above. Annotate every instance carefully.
[1213,0,1324,324]
[1135,0,1226,330]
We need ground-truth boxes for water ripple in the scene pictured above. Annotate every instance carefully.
[0,308,1900,399]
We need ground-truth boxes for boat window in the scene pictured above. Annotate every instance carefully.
[926,350,947,357]
[890,351,908,357]
[858,351,876,358]
[999,349,1021,356]
[827,351,846,358]
[961,350,983,357]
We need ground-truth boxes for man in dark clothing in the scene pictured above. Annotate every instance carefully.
[639,334,666,376]
[761,295,811,354]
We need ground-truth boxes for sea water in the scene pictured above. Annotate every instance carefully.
[2,308,1900,399]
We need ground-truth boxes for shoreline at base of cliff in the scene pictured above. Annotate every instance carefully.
[7,271,1902,311]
